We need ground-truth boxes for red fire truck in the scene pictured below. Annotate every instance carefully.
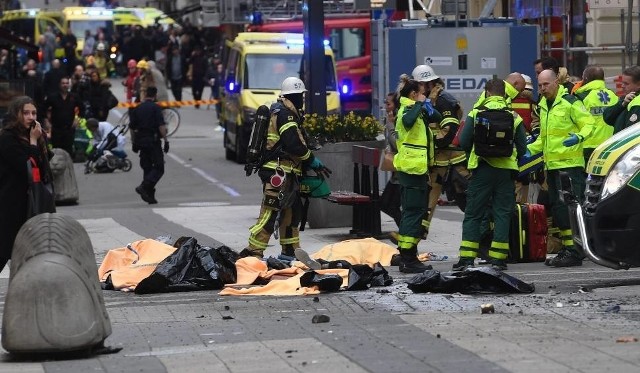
[249,16,371,114]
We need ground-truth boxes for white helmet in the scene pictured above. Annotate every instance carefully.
[280,77,307,95]
[412,64,439,82]
[96,42,105,51]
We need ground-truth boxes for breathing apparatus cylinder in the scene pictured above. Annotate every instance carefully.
[245,105,272,176]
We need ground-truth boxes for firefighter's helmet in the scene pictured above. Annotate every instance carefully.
[96,42,106,51]
[412,64,439,82]
[280,77,307,95]
[136,60,148,69]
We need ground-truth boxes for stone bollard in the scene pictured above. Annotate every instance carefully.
[50,148,79,205]
[2,213,112,354]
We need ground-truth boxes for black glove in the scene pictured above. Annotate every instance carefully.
[163,140,170,154]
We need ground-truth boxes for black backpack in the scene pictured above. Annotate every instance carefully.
[473,106,515,157]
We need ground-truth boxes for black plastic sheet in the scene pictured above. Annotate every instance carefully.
[299,271,342,292]
[406,267,535,294]
[135,237,239,294]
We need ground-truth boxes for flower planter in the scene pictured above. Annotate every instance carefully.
[306,140,385,229]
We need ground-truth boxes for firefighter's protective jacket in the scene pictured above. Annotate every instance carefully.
[262,97,313,175]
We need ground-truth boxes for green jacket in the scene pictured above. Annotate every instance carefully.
[574,80,618,149]
[472,80,520,109]
[394,96,438,175]
[603,94,640,134]
[528,86,595,170]
[461,96,528,171]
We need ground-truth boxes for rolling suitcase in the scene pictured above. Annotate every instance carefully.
[509,203,548,262]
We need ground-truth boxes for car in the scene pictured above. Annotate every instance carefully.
[561,124,640,269]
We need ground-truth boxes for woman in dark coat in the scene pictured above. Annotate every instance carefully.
[0,96,52,272]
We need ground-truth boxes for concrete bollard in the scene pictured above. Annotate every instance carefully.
[2,213,112,354]
[50,148,80,205]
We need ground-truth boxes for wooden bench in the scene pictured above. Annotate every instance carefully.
[326,145,382,237]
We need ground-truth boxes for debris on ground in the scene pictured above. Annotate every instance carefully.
[312,314,330,323]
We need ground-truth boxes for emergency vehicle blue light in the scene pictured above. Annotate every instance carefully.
[228,82,235,91]
[341,79,352,95]
[323,40,330,46]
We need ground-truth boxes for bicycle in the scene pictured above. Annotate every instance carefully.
[117,107,181,137]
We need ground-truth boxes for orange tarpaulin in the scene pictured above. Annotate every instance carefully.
[97,239,176,291]
[220,257,348,296]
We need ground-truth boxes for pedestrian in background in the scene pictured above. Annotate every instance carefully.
[129,87,168,205]
[393,74,441,273]
[0,96,52,272]
[187,45,207,109]
[528,69,595,267]
[453,79,528,271]
[380,91,402,241]
[167,45,185,102]
[45,76,83,157]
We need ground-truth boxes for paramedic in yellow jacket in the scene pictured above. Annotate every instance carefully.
[411,64,467,237]
[394,74,441,273]
[573,65,619,165]
[454,79,528,271]
[527,69,595,267]
[242,77,328,259]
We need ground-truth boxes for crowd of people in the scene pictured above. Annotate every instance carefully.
[379,56,636,272]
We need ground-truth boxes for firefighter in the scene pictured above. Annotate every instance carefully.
[454,78,528,271]
[528,69,595,267]
[393,74,441,273]
[573,65,619,165]
[603,65,640,134]
[242,77,330,259]
[411,64,468,239]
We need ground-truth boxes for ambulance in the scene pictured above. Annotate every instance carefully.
[61,7,114,59]
[221,32,340,163]
[0,9,65,57]
[562,124,640,269]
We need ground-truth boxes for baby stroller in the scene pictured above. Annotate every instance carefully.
[84,124,133,174]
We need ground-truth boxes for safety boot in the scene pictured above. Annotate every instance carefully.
[547,249,583,267]
[239,247,264,259]
[135,185,153,204]
[399,248,433,273]
[490,259,508,271]
[452,257,475,271]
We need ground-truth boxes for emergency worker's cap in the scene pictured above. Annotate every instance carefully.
[127,59,137,69]
[280,77,307,95]
[96,43,105,51]
[136,60,148,69]
[412,64,439,82]
[522,74,533,90]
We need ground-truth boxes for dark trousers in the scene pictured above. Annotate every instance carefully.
[459,163,514,260]
[139,143,164,188]
[170,79,182,101]
[51,128,74,157]
[397,172,429,251]
[192,81,205,107]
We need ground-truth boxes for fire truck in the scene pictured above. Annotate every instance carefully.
[249,16,372,115]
